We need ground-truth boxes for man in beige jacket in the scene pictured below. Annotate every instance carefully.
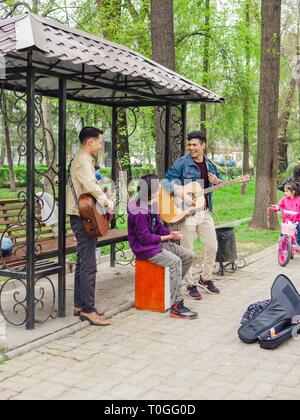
[66,127,114,327]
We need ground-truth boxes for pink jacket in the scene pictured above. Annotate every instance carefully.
[276,196,300,223]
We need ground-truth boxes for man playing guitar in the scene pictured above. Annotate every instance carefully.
[163,131,222,300]
[66,127,114,327]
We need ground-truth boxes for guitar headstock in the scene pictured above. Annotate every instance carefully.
[237,174,251,184]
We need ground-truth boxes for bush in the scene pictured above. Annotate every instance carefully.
[218,166,255,179]
[0,164,49,187]
[0,167,9,186]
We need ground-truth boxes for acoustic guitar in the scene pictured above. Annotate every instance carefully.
[159,175,251,224]
[79,193,114,239]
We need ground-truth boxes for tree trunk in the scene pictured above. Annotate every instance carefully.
[151,0,176,177]
[113,108,133,184]
[251,0,281,230]
[0,139,5,166]
[241,0,251,195]
[79,103,85,128]
[201,0,210,139]
[32,0,39,13]
[2,93,16,191]
[278,77,296,174]
[97,0,132,183]
[242,96,250,194]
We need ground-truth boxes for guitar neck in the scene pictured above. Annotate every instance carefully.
[204,178,244,194]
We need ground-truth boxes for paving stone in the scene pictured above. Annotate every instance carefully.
[0,389,19,400]
[55,388,98,400]
[0,375,39,393]
[11,393,44,401]
[1,247,300,400]
[48,372,88,387]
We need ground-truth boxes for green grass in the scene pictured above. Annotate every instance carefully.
[0,188,25,200]
[212,181,257,225]
[194,180,280,257]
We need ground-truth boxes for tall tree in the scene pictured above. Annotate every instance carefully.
[241,0,251,195]
[201,0,210,137]
[151,0,176,177]
[278,76,296,173]
[0,136,5,167]
[96,0,132,184]
[251,0,282,230]
[32,0,39,13]
[1,93,16,191]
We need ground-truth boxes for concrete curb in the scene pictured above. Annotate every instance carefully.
[0,300,135,362]
[215,217,252,229]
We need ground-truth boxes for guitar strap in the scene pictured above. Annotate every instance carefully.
[67,160,82,217]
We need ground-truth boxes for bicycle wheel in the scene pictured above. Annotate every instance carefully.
[278,236,293,267]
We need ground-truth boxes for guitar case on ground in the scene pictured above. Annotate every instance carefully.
[238,274,300,350]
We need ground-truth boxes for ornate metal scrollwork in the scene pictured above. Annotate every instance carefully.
[0,278,27,327]
[113,107,138,267]
[169,105,185,167]
[0,81,59,326]
[213,258,247,276]
[0,276,57,327]
[34,276,57,324]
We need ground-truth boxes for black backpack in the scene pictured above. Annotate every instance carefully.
[238,274,300,350]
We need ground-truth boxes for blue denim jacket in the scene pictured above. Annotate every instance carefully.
[162,154,222,212]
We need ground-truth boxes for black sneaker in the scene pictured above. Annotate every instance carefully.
[198,276,220,295]
[186,285,203,300]
[170,301,198,319]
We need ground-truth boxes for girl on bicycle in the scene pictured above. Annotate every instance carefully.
[268,182,300,244]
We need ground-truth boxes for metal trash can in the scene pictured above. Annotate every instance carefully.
[216,227,237,263]
[215,227,238,276]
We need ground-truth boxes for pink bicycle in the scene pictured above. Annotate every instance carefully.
[278,210,300,267]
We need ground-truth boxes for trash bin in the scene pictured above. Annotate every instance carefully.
[215,227,237,263]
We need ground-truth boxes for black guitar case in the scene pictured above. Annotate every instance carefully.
[238,274,300,349]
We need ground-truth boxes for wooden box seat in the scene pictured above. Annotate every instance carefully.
[135,259,170,313]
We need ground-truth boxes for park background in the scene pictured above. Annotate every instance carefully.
[0,0,298,260]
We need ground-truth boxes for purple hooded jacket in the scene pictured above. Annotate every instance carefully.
[127,201,171,260]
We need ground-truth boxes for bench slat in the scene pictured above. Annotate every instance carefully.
[0,199,128,270]
[0,229,128,270]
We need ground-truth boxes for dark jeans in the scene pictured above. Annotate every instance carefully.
[297,225,300,245]
[70,216,97,313]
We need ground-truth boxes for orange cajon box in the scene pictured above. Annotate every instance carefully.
[135,260,170,313]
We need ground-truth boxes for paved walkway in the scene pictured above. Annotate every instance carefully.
[1,246,300,400]
[0,260,135,352]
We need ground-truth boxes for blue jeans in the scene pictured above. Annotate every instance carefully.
[297,225,300,245]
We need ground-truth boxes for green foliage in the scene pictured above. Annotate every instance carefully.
[100,166,155,179]
[0,0,299,187]
[0,165,48,188]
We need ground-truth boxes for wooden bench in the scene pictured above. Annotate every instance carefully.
[0,198,128,272]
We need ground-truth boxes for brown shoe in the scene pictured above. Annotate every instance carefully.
[73,307,104,317]
[79,311,110,327]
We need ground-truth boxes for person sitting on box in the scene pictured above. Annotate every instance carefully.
[128,174,199,320]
